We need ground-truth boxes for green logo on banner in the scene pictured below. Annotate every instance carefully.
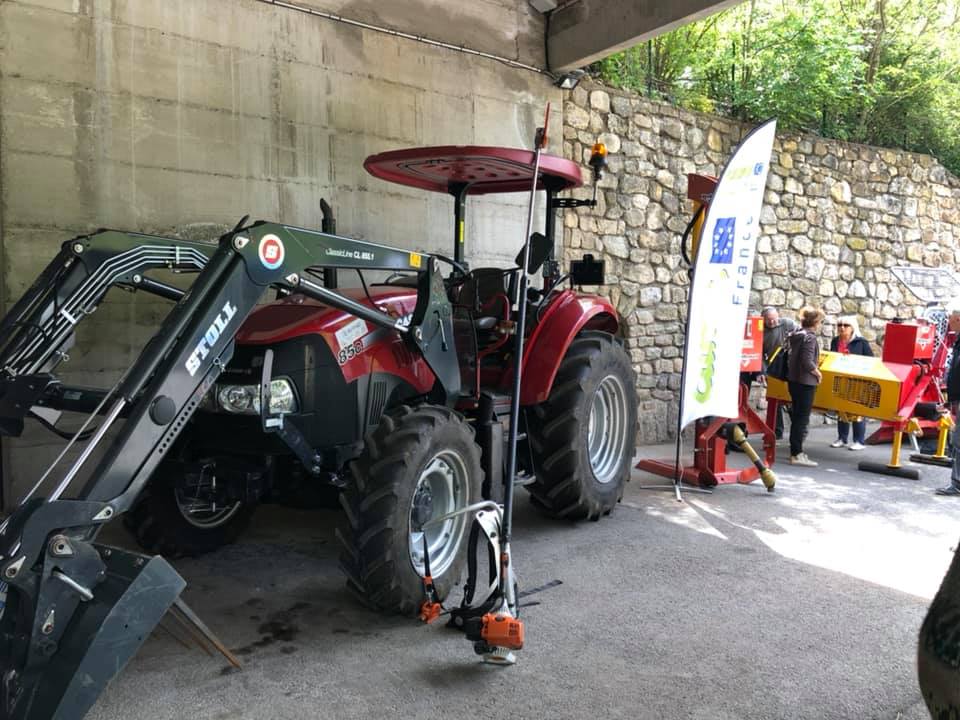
[693,324,718,403]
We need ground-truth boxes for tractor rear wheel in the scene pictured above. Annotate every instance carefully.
[338,404,483,615]
[528,331,637,520]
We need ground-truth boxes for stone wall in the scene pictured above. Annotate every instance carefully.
[562,80,960,443]
[0,0,556,507]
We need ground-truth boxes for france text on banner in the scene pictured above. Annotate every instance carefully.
[679,119,777,429]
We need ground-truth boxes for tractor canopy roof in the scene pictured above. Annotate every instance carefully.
[363,145,582,195]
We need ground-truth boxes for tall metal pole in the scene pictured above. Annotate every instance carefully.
[452,184,469,267]
[502,105,550,609]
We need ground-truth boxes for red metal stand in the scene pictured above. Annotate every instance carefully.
[637,384,776,488]
[867,419,939,445]
[866,328,953,445]
[764,397,785,444]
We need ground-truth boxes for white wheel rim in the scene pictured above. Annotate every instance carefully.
[408,450,470,577]
[175,490,242,528]
[587,373,631,484]
[174,465,243,529]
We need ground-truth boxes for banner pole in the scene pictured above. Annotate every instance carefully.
[672,286,692,503]
[667,270,714,497]
[638,247,713,496]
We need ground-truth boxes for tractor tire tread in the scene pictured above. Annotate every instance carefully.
[527,332,637,521]
[337,404,482,616]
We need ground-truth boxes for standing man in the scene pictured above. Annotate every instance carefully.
[761,306,797,439]
[936,302,960,496]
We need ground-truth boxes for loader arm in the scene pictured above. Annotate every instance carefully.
[0,221,458,720]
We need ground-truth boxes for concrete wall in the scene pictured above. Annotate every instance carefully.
[0,0,560,506]
[562,81,960,443]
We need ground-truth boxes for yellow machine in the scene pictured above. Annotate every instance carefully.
[767,351,904,421]
[766,321,953,479]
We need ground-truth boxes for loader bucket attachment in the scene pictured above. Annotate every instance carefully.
[1,547,185,720]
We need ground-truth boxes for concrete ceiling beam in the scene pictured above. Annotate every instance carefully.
[546,0,742,71]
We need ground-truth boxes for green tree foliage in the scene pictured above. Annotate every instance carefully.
[596,0,960,175]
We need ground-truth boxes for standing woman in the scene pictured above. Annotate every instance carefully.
[787,307,825,467]
[829,315,873,451]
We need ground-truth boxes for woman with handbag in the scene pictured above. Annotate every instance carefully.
[828,315,873,451]
[786,307,825,467]
[761,306,796,439]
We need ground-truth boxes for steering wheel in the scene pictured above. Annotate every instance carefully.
[432,253,470,278]
[383,271,415,284]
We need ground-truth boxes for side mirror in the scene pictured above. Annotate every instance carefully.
[515,232,552,275]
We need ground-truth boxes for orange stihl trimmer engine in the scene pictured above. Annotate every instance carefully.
[418,500,524,663]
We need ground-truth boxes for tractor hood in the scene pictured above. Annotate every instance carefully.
[236,285,419,345]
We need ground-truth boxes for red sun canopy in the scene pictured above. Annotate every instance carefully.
[364,145,583,195]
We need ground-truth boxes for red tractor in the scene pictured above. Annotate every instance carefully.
[124,146,637,614]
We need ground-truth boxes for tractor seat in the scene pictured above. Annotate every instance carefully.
[457,268,513,312]
[454,268,513,342]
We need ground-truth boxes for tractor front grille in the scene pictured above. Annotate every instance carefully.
[831,376,882,409]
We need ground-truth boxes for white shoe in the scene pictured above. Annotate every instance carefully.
[848,442,865,451]
[830,439,846,448]
[790,453,818,467]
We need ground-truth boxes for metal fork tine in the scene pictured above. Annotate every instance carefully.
[157,617,194,651]
[167,604,215,657]
[172,597,242,669]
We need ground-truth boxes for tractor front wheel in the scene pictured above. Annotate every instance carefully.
[528,331,637,520]
[338,404,483,615]
[124,461,256,557]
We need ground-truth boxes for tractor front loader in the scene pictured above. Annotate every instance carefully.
[0,222,461,719]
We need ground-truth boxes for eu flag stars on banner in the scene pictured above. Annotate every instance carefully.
[709,217,736,264]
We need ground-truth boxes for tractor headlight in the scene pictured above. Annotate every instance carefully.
[266,378,297,414]
[214,379,298,415]
[218,385,258,414]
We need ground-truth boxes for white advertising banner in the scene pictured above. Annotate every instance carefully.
[679,119,777,429]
